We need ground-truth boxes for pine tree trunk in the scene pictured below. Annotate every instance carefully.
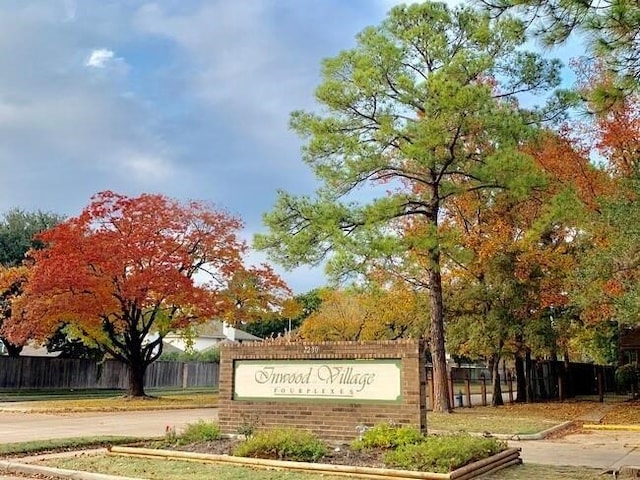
[127,361,147,397]
[491,354,504,406]
[428,251,451,413]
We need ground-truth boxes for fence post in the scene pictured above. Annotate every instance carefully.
[558,373,564,402]
[427,368,435,411]
[598,367,604,403]
[182,363,189,389]
[480,374,487,406]
[507,372,514,404]
[448,370,455,409]
[465,375,472,408]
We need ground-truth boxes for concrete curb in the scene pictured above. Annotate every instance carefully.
[430,421,574,441]
[492,421,575,441]
[0,460,144,480]
[583,424,640,432]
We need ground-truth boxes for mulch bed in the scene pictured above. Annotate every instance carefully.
[169,437,389,468]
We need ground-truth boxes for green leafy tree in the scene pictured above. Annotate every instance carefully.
[0,209,65,267]
[256,2,570,412]
[0,209,63,356]
[242,289,323,338]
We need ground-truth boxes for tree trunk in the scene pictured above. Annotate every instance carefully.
[514,352,526,402]
[490,354,504,406]
[3,340,23,358]
[127,361,147,397]
[428,251,451,413]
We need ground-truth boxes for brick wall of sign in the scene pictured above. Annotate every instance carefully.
[218,339,426,442]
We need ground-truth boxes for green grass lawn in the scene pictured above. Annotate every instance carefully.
[0,389,218,412]
[38,455,604,480]
[483,463,603,479]
[427,411,557,435]
[38,456,346,480]
[427,401,604,435]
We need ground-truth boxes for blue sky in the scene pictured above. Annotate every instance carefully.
[0,0,581,293]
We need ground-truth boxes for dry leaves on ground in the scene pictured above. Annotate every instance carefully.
[602,400,640,424]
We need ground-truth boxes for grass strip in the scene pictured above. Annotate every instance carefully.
[40,455,604,480]
[0,436,149,456]
[427,412,555,435]
[0,392,219,413]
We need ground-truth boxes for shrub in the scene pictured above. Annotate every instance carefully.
[179,420,221,443]
[615,364,639,392]
[159,347,220,363]
[236,413,260,438]
[232,428,327,462]
[352,423,424,450]
[383,434,506,473]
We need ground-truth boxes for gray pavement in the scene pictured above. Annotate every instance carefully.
[511,429,640,471]
[0,408,218,443]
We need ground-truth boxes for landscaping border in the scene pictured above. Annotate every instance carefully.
[106,445,522,480]
[0,459,140,480]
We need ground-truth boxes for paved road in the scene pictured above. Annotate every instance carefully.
[0,408,218,443]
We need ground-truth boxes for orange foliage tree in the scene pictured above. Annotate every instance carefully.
[443,127,611,403]
[567,63,640,344]
[2,191,290,396]
[0,266,30,357]
[221,266,300,325]
[300,287,429,342]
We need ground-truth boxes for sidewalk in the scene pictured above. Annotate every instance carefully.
[511,428,640,470]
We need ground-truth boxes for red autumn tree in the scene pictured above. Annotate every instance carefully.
[2,191,287,397]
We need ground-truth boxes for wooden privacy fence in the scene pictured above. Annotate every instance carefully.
[0,357,220,390]
[426,362,617,409]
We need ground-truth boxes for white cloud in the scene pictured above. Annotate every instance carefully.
[85,48,115,68]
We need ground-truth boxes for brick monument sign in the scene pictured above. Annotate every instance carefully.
[218,339,427,441]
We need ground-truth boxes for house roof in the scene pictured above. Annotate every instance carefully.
[230,328,262,342]
[620,326,640,349]
[19,345,62,358]
[193,321,226,338]
[170,320,262,342]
